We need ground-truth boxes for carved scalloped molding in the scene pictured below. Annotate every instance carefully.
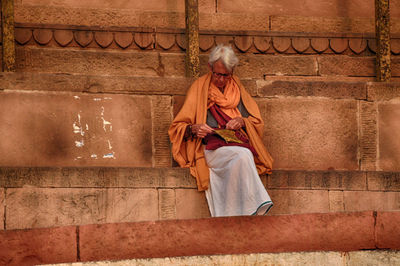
[14,23,400,56]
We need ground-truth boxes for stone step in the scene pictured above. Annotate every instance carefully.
[1,167,400,230]
[47,250,400,266]
[0,211,399,265]
[13,2,400,33]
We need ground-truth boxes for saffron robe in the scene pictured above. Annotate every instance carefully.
[168,72,273,191]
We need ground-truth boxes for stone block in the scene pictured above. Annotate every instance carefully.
[343,191,400,212]
[16,47,171,77]
[268,189,330,215]
[367,82,400,101]
[0,91,157,167]
[0,226,76,265]
[347,250,400,266]
[329,191,344,212]
[0,167,196,189]
[19,0,215,13]
[378,102,400,171]
[269,171,366,190]
[158,189,176,220]
[258,98,359,170]
[0,189,4,230]
[359,101,378,171]
[78,212,375,262]
[5,188,158,229]
[271,16,375,33]
[218,0,387,18]
[175,189,210,219]
[0,72,193,95]
[367,172,400,191]
[257,80,367,99]
[152,96,173,167]
[237,54,318,78]
[318,56,375,77]
[375,211,400,249]
[200,12,269,32]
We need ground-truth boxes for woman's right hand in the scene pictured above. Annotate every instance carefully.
[191,124,214,138]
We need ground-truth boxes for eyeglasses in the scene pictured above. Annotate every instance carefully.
[212,71,232,79]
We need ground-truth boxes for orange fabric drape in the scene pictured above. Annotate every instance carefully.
[207,78,241,119]
[168,72,273,191]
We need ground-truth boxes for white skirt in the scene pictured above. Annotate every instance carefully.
[204,146,273,217]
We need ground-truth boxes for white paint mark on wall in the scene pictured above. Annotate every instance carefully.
[94,98,102,101]
[107,140,112,150]
[104,97,112,100]
[73,113,85,136]
[91,154,98,159]
[74,156,82,160]
[86,124,89,131]
[103,152,116,159]
[75,140,84,147]
[74,96,80,99]
[101,117,112,132]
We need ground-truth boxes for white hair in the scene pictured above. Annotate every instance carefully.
[208,44,239,72]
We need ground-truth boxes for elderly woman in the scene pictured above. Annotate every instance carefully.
[169,44,273,216]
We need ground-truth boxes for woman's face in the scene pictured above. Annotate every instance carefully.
[209,60,232,90]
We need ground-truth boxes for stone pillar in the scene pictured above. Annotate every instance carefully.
[1,0,16,72]
[375,0,391,81]
[185,0,200,78]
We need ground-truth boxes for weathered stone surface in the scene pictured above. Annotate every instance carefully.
[175,189,210,219]
[378,102,400,171]
[201,12,269,32]
[257,80,367,99]
[16,47,169,76]
[218,0,384,18]
[360,101,377,171]
[367,82,400,101]
[19,0,215,13]
[268,171,367,190]
[271,16,375,33]
[367,172,400,191]
[343,191,400,212]
[258,98,359,170]
[0,72,193,95]
[78,212,375,261]
[237,55,318,78]
[152,96,172,167]
[376,211,400,249]
[6,188,158,229]
[14,6,269,31]
[347,250,400,266]
[268,189,330,215]
[0,167,195,189]
[318,56,375,77]
[0,226,76,265]
[0,91,156,167]
[329,191,344,212]
[0,189,4,230]
[158,189,176,220]
[47,251,400,266]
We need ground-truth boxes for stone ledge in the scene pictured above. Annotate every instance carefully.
[0,226,77,265]
[46,250,400,266]
[3,72,399,99]
[2,211,400,265]
[1,168,400,191]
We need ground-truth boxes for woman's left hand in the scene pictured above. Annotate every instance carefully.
[226,117,245,130]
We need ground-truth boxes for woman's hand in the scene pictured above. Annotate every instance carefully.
[226,117,245,130]
[191,124,214,138]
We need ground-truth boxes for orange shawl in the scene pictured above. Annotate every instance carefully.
[168,72,273,191]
